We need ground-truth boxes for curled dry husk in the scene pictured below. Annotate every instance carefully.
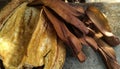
[0,3,28,68]
[39,0,120,69]
[0,0,120,69]
[85,6,120,69]
[0,1,66,69]
[86,6,120,46]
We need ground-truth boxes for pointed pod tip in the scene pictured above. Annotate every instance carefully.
[77,52,86,62]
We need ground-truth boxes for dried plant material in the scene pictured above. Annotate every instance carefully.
[0,3,27,69]
[86,27,120,69]
[22,8,66,69]
[86,6,112,36]
[24,9,57,67]
[0,0,26,25]
[0,1,66,69]
[19,6,40,68]
[86,6,120,46]
[0,0,120,69]
[85,35,120,69]
[84,36,98,50]
[32,0,120,68]
[30,0,89,34]
[52,40,66,69]
[44,7,86,62]
[103,35,120,46]
[96,38,120,69]
[20,6,40,49]
[44,36,58,69]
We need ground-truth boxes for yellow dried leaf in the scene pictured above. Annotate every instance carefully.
[24,9,57,67]
[52,40,66,69]
[0,3,27,69]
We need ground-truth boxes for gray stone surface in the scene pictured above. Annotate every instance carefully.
[63,3,120,69]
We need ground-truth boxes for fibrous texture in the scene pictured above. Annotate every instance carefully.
[0,0,120,69]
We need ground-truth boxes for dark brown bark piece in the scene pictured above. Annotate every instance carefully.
[96,38,120,69]
[86,6,120,46]
[43,7,86,62]
[86,6,112,36]
[30,0,89,34]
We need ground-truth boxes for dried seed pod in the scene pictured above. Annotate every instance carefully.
[96,38,120,69]
[0,1,66,68]
[24,9,57,67]
[19,6,41,67]
[0,3,27,69]
[23,9,66,69]
[0,0,120,69]
[52,40,66,69]
[86,6,120,46]
[43,7,86,62]
[30,0,89,34]
[86,28,120,69]
[0,0,27,25]
[86,6,112,36]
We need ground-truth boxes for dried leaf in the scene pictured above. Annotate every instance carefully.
[84,27,120,69]
[84,36,98,50]
[0,0,120,69]
[0,0,27,25]
[79,38,89,47]
[0,3,27,69]
[44,7,86,62]
[31,0,89,34]
[96,38,120,69]
[20,6,40,67]
[86,6,112,36]
[24,9,57,67]
[86,6,120,46]
[52,40,66,69]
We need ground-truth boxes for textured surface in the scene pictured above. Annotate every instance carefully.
[63,3,120,69]
[0,1,120,69]
[86,0,120,3]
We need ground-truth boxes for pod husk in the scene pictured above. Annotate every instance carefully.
[0,3,27,69]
